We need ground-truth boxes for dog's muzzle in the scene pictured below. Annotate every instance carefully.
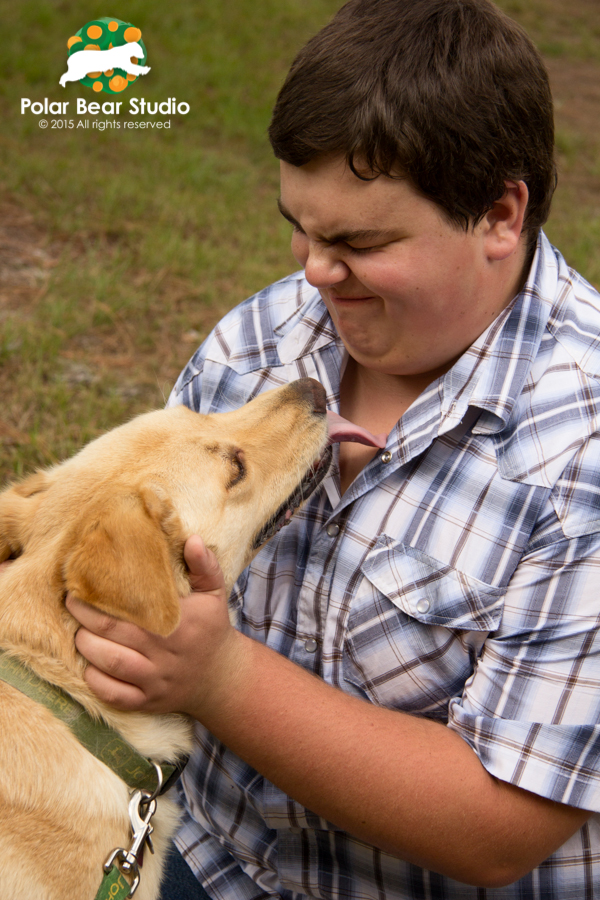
[252,445,333,549]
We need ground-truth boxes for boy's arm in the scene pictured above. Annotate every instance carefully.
[67,537,592,889]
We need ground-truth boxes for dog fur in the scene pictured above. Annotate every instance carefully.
[0,379,328,900]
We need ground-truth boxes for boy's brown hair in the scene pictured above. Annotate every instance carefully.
[269,0,556,246]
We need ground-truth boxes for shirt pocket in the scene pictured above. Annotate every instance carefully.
[342,535,506,713]
[361,534,506,631]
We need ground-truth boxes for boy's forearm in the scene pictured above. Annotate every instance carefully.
[197,630,591,888]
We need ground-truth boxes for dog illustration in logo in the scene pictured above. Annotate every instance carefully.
[60,41,150,88]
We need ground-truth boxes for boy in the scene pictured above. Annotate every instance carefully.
[69,0,600,896]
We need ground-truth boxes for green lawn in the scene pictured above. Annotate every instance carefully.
[0,0,599,480]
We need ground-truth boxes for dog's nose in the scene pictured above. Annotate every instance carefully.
[294,378,327,415]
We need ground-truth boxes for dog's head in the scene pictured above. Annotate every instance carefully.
[0,379,329,638]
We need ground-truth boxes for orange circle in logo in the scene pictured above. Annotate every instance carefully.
[124,26,142,42]
[86,25,103,39]
[108,75,128,92]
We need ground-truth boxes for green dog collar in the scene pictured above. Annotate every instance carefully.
[0,649,183,793]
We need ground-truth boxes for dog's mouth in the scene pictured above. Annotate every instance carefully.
[252,445,333,550]
[251,409,388,550]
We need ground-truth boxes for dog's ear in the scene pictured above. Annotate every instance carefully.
[64,485,186,636]
[0,472,50,561]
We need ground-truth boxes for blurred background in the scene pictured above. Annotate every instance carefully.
[0,0,599,482]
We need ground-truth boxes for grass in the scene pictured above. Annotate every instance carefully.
[0,0,599,481]
[0,0,340,479]
[498,0,600,60]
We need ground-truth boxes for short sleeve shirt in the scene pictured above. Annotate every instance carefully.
[168,234,600,899]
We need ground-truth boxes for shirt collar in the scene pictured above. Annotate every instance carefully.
[275,278,340,364]
[439,232,557,437]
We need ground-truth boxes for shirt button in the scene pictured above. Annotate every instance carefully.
[416,599,430,614]
[304,638,318,653]
[381,451,393,463]
[326,523,340,537]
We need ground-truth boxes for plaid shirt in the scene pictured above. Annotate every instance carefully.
[168,233,600,899]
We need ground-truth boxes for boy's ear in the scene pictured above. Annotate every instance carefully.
[64,486,186,636]
[484,180,529,261]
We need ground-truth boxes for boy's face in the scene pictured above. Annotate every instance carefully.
[279,155,526,380]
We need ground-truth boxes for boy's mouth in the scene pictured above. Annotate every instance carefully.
[327,292,375,303]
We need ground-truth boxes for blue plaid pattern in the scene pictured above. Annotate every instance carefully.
[168,233,600,899]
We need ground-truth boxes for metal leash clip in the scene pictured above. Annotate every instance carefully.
[103,764,163,897]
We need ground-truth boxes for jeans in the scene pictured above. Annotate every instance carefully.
[159,843,213,900]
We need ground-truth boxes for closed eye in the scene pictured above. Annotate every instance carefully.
[292,225,388,256]
[345,243,380,254]
[279,201,395,254]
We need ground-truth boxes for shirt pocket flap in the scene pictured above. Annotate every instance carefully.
[361,536,505,632]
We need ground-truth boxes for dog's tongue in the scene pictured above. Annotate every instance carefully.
[326,410,387,448]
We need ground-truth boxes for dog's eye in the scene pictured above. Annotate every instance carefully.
[228,450,246,488]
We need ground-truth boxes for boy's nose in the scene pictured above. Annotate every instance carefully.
[303,243,350,288]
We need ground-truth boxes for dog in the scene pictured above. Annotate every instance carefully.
[60,42,150,88]
[0,378,335,900]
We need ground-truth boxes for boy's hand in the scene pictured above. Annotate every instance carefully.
[66,535,245,718]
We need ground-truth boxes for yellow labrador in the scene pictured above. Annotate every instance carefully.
[0,378,343,900]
